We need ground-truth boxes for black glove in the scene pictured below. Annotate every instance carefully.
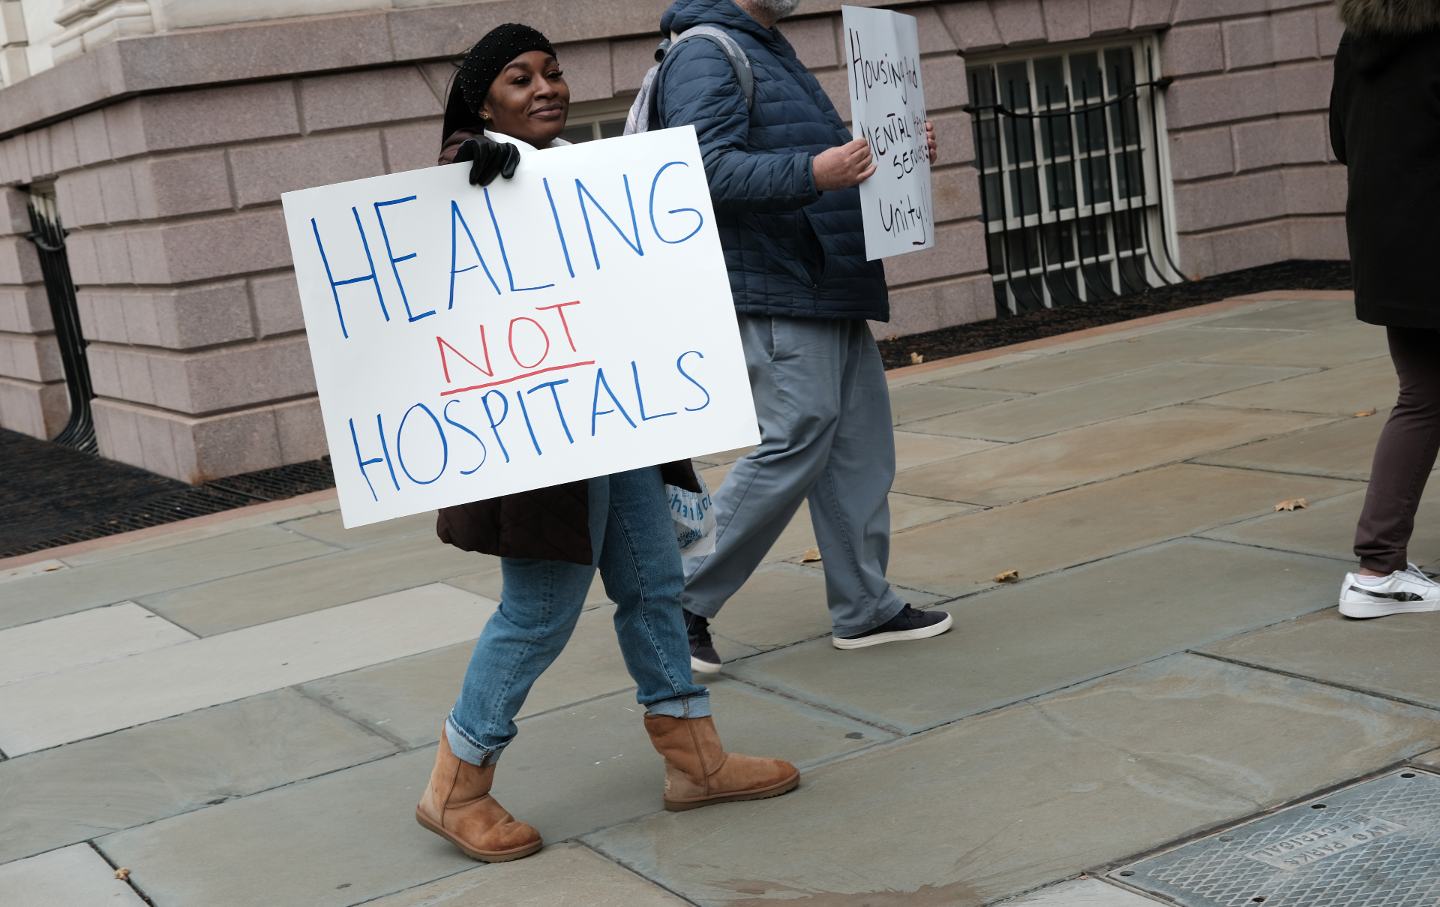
[453,136,521,187]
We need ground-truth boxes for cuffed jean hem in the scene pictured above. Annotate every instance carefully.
[446,713,505,767]
[645,692,711,720]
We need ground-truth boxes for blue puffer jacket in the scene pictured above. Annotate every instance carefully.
[656,0,888,321]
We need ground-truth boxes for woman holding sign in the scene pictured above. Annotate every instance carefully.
[414,24,799,864]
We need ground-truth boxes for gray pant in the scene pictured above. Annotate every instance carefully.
[681,314,906,637]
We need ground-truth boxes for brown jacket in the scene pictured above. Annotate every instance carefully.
[433,131,700,565]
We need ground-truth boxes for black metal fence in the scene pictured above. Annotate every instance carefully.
[26,193,96,452]
[965,46,1185,317]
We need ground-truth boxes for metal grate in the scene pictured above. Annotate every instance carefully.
[26,191,96,452]
[1112,770,1440,906]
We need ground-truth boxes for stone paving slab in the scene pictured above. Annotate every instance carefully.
[888,383,1018,425]
[587,655,1440,906]
[884,465,1357,596]
[1198,359,1399,415]
[279,509,437,548]
[0,526,338,631]
[892,429,999,470]
[894,406,1327,506]
[0,602,194,686]
[445,563,610,611]
[937,328,1287,393]
[0,689,395,864]
[1195,411,1386,480]
[0,558,66,583]
[367,844,686,906]
[1202,610,1440,709]
[731,539,1342,733]
[1000,878,1162,905]
[1198,297,1356,332]
[56,497,336,567]
[1416,749,1440,772]
[301,604,648,749]
[907,362,1311,443]
[96,682,888,907]
[766,492,977,565]
[0,584,497,755]
[1201,489,1440,569]
[141,532,484,635]
[0,844,145,906]
[96,747,474,907]
[1199,322,1387,368]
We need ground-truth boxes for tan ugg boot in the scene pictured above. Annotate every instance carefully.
[644,714,800,811]
[415,731,542,862]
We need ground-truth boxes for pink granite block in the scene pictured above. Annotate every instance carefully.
[1273,59,1333,113]
[299,65,442,134]
[1272,8,1320,60]
[1173,170,1284,232]
[1205,219,1292,271]
[786,16,838,68]
[933,166,982,224]
[251,272,305,338]
[275,397,327,463]
[76,289,129,343]
[114,347,157,405]
[1223,17,1273,69]
[103,100,147,160]
[924,55,970,112]
[612,36,658,93]
[134,151,234,219]
[553,40,615,104]
[25,128,54,180]
[994,0,1048,45]
[0,135,33,186]
[912,8,961,54]
[138,209,293,284]
[383,120,443,174]
[1317,3,1345,53]
[87,344,123,399]
[186,406,285,481]
[932,110,973,167]
[55,169,107,228]
[1283,164,1346,215]
[49,120,81,174]
[72,109,114,167]
[0,188,28,236]
[139,406,183,478]
[93,399,145,467]
[886,220,988,285]
[1164,23,1225,75]
[1168,126,1234,181]
[124,226,167,285]
[165,282,255,349]
[1290,215,1348,260]
[229,130,386,208]
[98,162,141,225]
[0,237,42,285]
[1164,68,1277,129]
[1178,230,1216,277]
[133,82,301,155]
[1092,0,1136,34]
[95,229,136,284]
[0,286,52,333]
[1043,0,1093,42]
[181,335,317,415]
[146,349,194,412]
[65,231,102,286]
[1232,113,1328,171]
[938,2,1004,52]
[1173,0,1267,22]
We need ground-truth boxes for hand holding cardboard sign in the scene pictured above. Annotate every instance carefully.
[813,137,876,191]
[925,120,938,165]
[453,136,522,186]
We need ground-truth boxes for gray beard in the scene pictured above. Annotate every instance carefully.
[749,0,801,19]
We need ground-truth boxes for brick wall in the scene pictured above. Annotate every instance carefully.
[0,0,1349,482]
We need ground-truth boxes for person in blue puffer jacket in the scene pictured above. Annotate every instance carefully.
[656,0,952,672]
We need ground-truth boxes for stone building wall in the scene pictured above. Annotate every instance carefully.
[0,0,1347,482]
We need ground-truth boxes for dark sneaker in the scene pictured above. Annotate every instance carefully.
[833,605,952,650]
[685,610,723,675]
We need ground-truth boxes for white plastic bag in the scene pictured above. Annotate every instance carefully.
[667,474,717,558]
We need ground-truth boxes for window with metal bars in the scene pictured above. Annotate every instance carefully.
[966,40,1183,316]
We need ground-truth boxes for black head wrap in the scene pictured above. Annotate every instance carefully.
[442,24,558,143]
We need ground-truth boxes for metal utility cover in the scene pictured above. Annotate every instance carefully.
[1110,770,1440,906]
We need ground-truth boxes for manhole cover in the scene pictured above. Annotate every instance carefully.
[1110,770,1440,906]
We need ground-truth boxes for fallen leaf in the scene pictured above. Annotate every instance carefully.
[114,868,131,881]
[1274,498,1309,512]
[909,352,925,365]
[994,569,1020,583]
[801,547,822,563]
[1354,408,1377,418]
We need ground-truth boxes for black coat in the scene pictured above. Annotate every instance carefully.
[1329,4,1440,330]
[433,130,701,565]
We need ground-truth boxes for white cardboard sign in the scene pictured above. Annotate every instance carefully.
[842,5,936,261]
[281,127,758,528]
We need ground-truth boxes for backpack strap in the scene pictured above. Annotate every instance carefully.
[667,25,755,110]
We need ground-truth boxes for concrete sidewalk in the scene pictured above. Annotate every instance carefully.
[3,291,1439,906]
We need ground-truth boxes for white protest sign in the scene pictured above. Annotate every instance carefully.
[842,5,935,261]
[281,127,758,528]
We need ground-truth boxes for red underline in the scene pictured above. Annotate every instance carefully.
[440,361,597,397]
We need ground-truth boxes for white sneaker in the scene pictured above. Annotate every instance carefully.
[1338,564,1440,619]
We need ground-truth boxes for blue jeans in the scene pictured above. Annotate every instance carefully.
[446,466,710,765]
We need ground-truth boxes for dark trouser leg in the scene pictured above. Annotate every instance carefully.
[1354,327,1440,574]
